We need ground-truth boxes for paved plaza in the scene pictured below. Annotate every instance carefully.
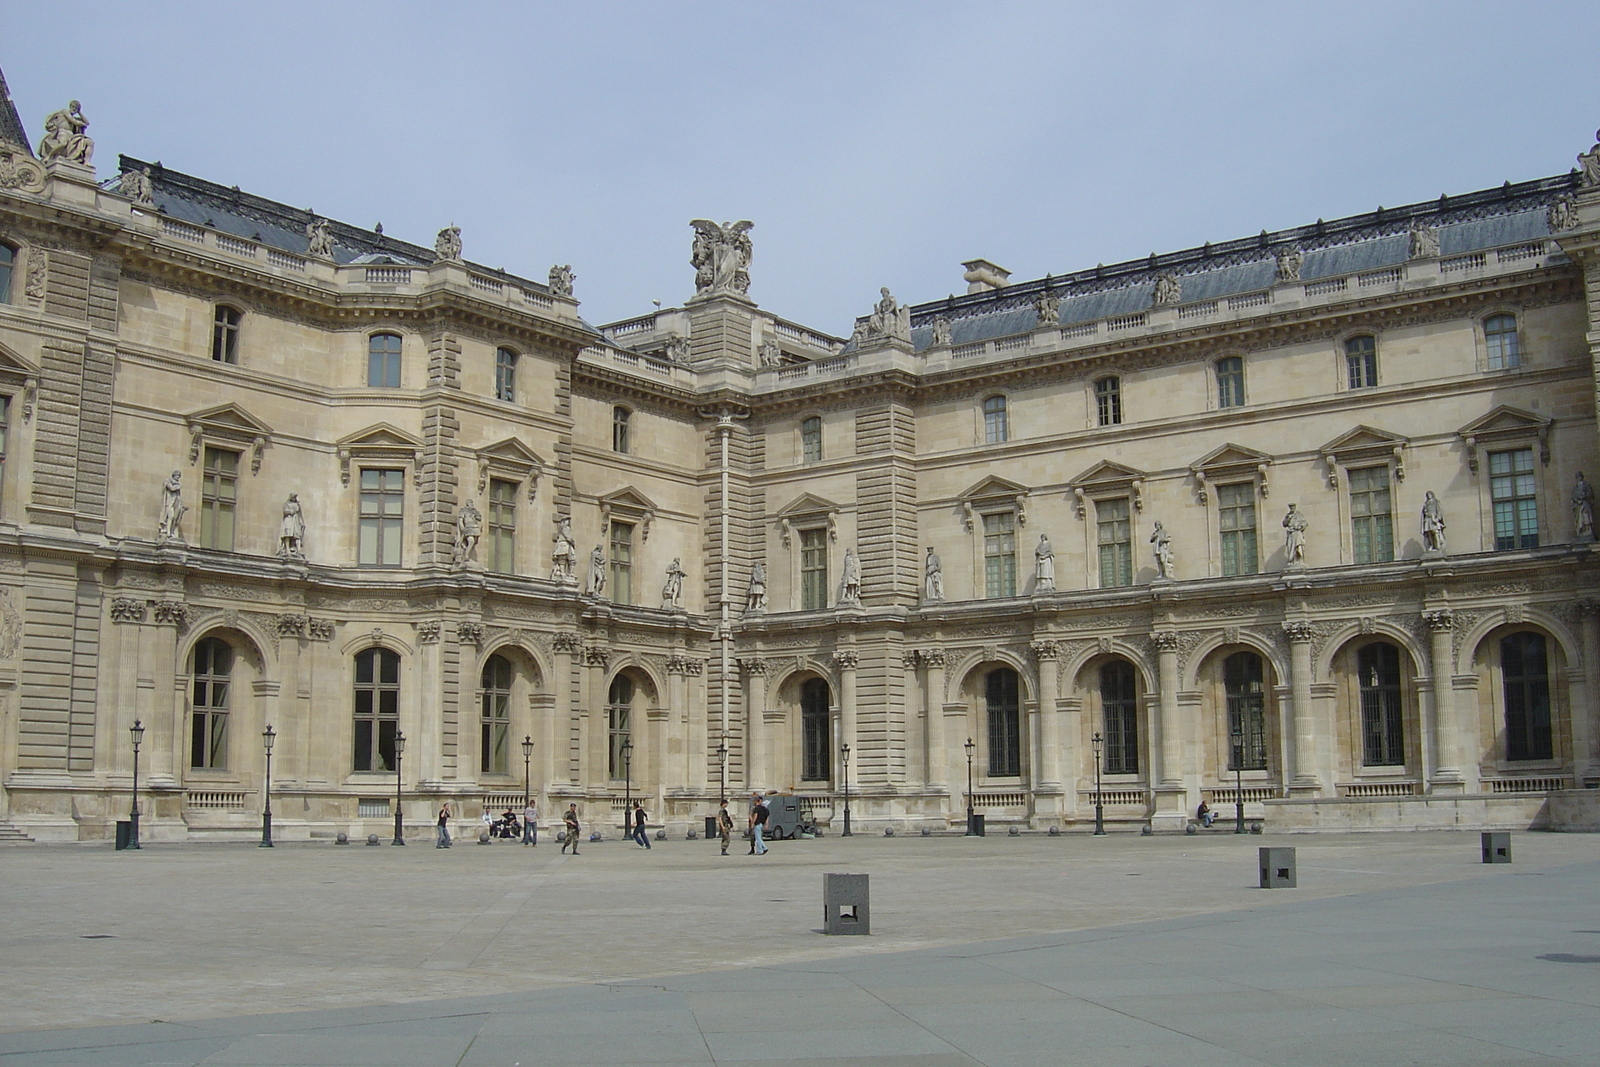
[3,829,1599,1065]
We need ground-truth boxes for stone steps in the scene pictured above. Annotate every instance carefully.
[0,821,35,843]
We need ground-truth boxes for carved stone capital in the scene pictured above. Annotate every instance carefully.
[306,618,335,641]
[737,657,767,676]
[919,648,947,668]
[1282,620,1315,644]
[457,621,484,647]
[151,601,189,628]
[585,646,611,668]
[416,621,441,644]
[110,597,147,623]
[1150,631,1181,653]
[1031,640,1061,660]
[552,632,583,654]
[1422,609,1454,632]
[666,655,704,676]
[275,614,307,638]
[833,650,859,671]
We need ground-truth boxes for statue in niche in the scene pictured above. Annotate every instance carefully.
[1034,291,1060,326]
[1548,195,1578,232]
[120,166,154,206]
[1152,273,1182,306]
[434,224,462,262]
[305,218,334,258]
[1420,491,1446,553]
[1274,244,1302,283]
[924,547,943,601]
[866,287,911,344]
[662,557,686,609]
[1034,534,1056,592]
[454,499,482,564]
[158,470,186,543]
[690,219,753,296]
[551,516,577,581]
[1408,220,1439,259]
[585,544,607,597]
[279,493,306,559]
[548,264,574,297]
[840,547,862,606]
[1574,472,1595,540]
[1150,522,1174,579]
[930,315,952,347]
[745,560,767,613]
[1579,130,1600,188]
[1282,503,1308,565]
[39,101,94,164]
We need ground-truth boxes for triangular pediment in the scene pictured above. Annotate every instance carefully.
[186,402,274,437]
[599,486,659,513]
[1458,406,1550,438]
[1192,443,1272,472]
[1319,425,1408,454]
[775,492,842,520]
[0,343,40,379]
[1069,460,1146,488]
[336,423,424,450]
[478,437,544,470]
[957,475,1030,503]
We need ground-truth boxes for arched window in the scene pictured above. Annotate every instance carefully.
[368,332,402,388]
[801,416,822,464]
[481,655,512,775]
[0,243,13,303]
[1095,377,1121,426]
[495,346,518,402]
[1100,660,1139,775]
[801,678,831,782]
[1223,651,1267,770]
[211,305,242,364]
[983,395,1008,444]
[190,637,234,769]
[607,674,634,778]
[986,667,1020,777]
[353,648,400,772]
[1345,335,1377,389]
[1215,356,1245,408]
[1485,314,1521,370]
[1358,643,1403,767]
[612,406,631,454]
[1502,632,1552,761]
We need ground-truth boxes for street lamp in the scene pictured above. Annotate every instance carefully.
[128,719,145,850]
[521,735,534,809]
[621,738,633,833]
[260,724,275,848]
[963,736,975,836]
[1231,722,1247,834]
[391,730,406,846]
[716,732,728,806]
[840,742,852,837]
[1091,731,1106,836]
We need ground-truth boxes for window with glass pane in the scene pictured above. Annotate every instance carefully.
[1095,377,1122,426]
[1349,465,1394,563]
[212,306,241,364]
[368,333,402,388]
[1218,482,1257,575]
[607,675,633,778]
[986,668,1021,777]
[801,416,822,463]
[480,654,512,775]
[609,521,633,604]
[358,468,404,566]
[1485,314,1521,370]
[800,527,828,610]
[1100,660,1139,775]
[1502,632,1552,761]
[199,447,239,551]
[983,512,1017,598]
[190,636,233,769]
[1358,642,1404,766]
[801,678,831,781]
[0,395,11,515]
[1223,651,1267,770]
[487,478,516,573]
[353,647,400,772]
[0,244,13,303]
[612,406,631,453]
[1345,335,1377,389]
[983,395,1008,444]
[494,347,517,402]
[1490,448,1538,550]
[1097,497,1132,587]
[1216,357,1245,408]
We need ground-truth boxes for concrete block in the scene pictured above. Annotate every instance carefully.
[1259,846,1296,888]
[1481,830,1512,863]
[824,872,870,935]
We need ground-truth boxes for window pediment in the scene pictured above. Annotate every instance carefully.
[957,475,1029,530]
[1319,425,1408,487]
[186,403,274,474]
[336,423,424,488]
[1068,461,1146,518]
[476,438,544,502]
[1457,406,1550,473]
[599,486,657,541]
[1190,443,1272,504]
[0,345,39,422]
[776,492,841,547]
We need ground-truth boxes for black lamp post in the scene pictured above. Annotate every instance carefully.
[128,719,145,850]
[391,730,406,846]
[963,736,975,836]
[717,732,728,807]
[1231,723,1247,834]
[840,742,852,837]
[521,735,534,809]
[1091,731,1106,836]
[621,738,633,833]
[260,724,275,848]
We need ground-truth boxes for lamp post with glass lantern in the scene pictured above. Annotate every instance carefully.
[963,736,975,836]
[1091,731,1106,836]
[260,724,275,848]
[128,719,145,850]
[521,735,534,809]
[391,730,406,846]
[1231,722,1247,834]
[840,742,852,837]
[717,732,728,806]
[621,738,633,836]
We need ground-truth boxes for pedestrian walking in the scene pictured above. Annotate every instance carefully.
[748,792,769,855]
[523,797,538,846]
[435,802,452,848]
[632,800,651,849]
[717,801,734,855]
[560,803,581,854]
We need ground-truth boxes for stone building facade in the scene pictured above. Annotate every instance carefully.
[2,76,1599,840]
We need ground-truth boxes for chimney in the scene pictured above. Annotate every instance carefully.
[961,259,1011,294]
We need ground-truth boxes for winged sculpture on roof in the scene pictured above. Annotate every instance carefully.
[690,219,753,297]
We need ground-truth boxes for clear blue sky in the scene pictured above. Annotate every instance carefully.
[4,2,1598,332]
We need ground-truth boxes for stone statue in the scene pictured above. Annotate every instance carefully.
[866,287,911,344]
[279,493,306,559]
[1151,273,1181,306]
[548,264,574,297]
[930,315,952,347]
[1579,129,1600,188]
[662,557,686,608]
[1282,503,1308,564]
[454,499,482,564]
[690,219,753,296]
[305,218,333,258]
[158,470,186,543]
[1150,522,1174,579]
[1034,534,1056,592]
[434,224,462,262]
[1574,472,1595,540]
[1408,220,1440,259]
[1274,244,1302,283]
[745,560,767,613]
[585,544,607,597]
[1548,195,1578,232]
[120,166,154,206]
[924,547,943,601]
[1034,291,1060,326]
[840,547,861,605]
[665,336,692,364]
[39,101,93,165]
[550,516,577,581]
[759,339,782,367]
[1421,491,1446,553]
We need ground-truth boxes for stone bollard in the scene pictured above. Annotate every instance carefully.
[824,872,870,935]
[335,832,349,845]
[1007,825,1020,836]
[1048,825,1060,836]
[1481,831,1512,864]
[656,829,666,841]
[366,834,380,846]
[1259,846,1296,888]
[884,827,894,837]
[686,829,698,840]
[921,827,932,836]
[478,831,491,844]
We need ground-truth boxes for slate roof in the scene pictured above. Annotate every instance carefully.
[0,68,30,153]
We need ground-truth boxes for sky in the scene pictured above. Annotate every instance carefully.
[3,2,1599,334]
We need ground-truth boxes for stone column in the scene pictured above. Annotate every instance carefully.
[1423,610,1465,793]
[1284,621,1321,793]
[835,649,858,772]
[741,658,769,790]
[920,649,948,794]
[1032,642,1062,792]
[1576,602,1600,787]
[584,645,610,796]
[1152,632,1182,786]
[551,633,581,786]
[149,600,187,792]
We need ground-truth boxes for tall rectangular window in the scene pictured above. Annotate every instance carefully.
[983,395,1008,444]
[1349,466,1394,563]
[494,347,517,402]
[0,395,10,515]
[986,669,1021,777]
[801,416,822,464]
[607,676,633,779]
[1358,643,1404,767]
[1100,660,1139,775]
[1502,632,1552,761]
[1097,497,1132,588]
[353,648,400,772]
[1224,652,1268,771]
[211,306,241,364]
[612,407,631,453]
[1485,314,1521,370]
[487,478,516,574]
[0,245,13,303]
[199,447,239,551]
[1216,357,1245,409]
[358,468,404,566]
[190,637,233,770]
[983,511,1017,598]
[1345,335,1378,389]
[1218,482,1257,575]
[480,655,512,776]
[1095,377,1122,426]
[800,527,828,610]
[801,678,831,782]
[368,333,402,388]
[1490,448,1538,550]
[609,521,633,605]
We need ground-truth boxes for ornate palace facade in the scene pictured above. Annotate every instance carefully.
[3,74,1600,840]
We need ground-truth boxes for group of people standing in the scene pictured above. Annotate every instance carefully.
[426,796,774,856]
